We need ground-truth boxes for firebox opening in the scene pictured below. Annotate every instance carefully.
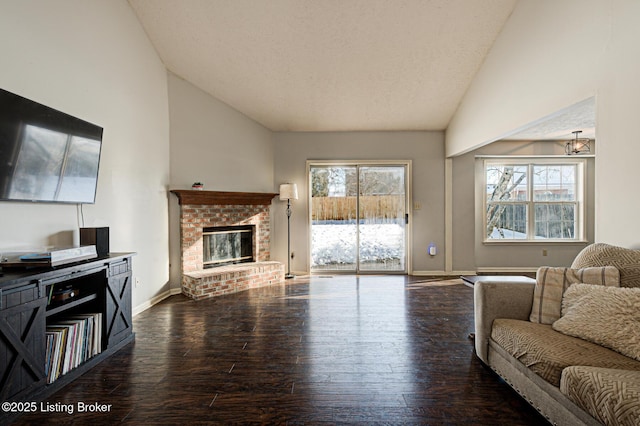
[203,225,255,268]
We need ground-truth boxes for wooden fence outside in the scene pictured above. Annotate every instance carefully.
[311,195,405,221]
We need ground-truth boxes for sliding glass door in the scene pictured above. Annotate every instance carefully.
[310,162,408,273]
[358,166,407,271]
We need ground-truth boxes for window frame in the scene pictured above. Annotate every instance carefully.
[306,159,413,274]
[482,157,587,244]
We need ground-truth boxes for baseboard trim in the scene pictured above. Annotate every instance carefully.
[476,267,538,273]
[413,268,539,276]
[133,286,183,317]
[411,270,476,277]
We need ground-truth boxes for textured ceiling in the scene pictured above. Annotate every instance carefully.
[507,97,596,141]
[128,0,518,132]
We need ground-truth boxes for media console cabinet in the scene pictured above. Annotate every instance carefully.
[0,253,134,418]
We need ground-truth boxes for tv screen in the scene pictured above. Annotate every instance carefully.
[0,88,103,204]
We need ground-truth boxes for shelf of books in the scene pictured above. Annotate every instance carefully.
[45,313,102,384]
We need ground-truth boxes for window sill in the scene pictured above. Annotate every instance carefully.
[482,240,589,246]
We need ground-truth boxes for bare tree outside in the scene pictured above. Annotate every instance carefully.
[486,165,526,238]
[485,162,578,240]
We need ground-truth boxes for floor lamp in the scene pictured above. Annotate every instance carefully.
[279,183,298,279]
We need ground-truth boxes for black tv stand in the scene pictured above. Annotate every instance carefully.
[0,253,134,420]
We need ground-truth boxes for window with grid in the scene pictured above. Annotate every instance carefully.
[484,159,585,242]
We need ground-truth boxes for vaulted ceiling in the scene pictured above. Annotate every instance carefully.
[128,0,518,132]
[128,0,595,140]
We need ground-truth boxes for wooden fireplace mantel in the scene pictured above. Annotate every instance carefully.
[170,190,278,206]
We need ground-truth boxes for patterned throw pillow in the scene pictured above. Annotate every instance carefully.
[571,243,640,288]
[553,284,640,361]
[529,266,619,324]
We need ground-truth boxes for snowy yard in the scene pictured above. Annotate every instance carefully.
[311,223,405,270]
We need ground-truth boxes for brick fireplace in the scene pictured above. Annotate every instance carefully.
[171,190,284,300]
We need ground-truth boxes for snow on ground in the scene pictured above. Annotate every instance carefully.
[311,223,404,268]
[489,227,526,239]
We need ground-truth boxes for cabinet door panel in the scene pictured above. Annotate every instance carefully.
[105,272,132,347]
[0,296,46,400]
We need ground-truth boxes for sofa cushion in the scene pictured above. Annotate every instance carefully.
[561,366,640,426]
[529,266,619,324]
[552,284,640,361]
[571,243,640,288]
[491,319,640,387]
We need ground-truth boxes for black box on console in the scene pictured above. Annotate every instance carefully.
[80,227,110,256]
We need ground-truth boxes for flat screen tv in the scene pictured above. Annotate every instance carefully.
[0,88,103,204]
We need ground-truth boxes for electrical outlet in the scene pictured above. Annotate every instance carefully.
[414,202,422,210]
[542,249,548,256]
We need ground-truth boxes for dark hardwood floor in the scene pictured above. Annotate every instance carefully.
[14,275,549,425]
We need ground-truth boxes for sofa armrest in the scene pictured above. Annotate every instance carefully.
[474,280,535,364]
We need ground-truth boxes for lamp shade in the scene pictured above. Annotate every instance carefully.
[279,183,298,200]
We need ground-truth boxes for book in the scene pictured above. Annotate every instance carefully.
[45,313,103,383]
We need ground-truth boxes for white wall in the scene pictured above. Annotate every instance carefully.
[595,1,640,248]
[0,0,171,311]
[447,0,640,248]
[273,131,446,274]
[446,0,608,156]
[167,74,274,289]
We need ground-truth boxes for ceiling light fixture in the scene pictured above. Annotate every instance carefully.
[565,130,591,155]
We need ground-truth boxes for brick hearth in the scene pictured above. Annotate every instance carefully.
[171,190,284,300]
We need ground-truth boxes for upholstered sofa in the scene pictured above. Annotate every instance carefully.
[474,243,640,425]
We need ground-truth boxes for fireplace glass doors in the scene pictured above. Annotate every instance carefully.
[203,225,254,268]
